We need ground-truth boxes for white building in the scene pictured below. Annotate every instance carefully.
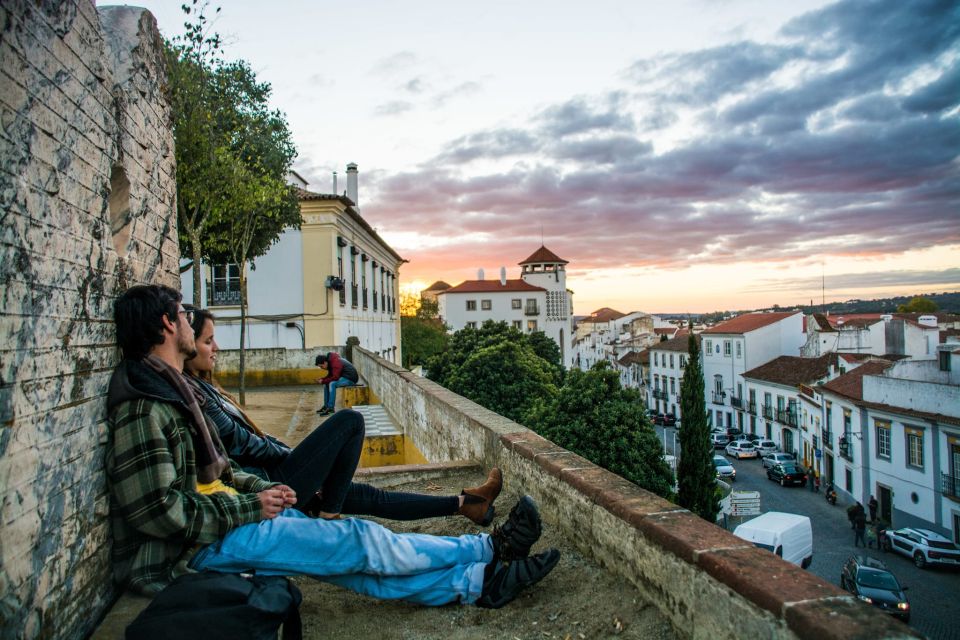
[802,313,941,360]
[647,334,695,419]
[437,246,575,368]
[617,349,649,392]
[573,308,667,370]
[181,164,404,360]
[818,341,960,542]
[701,312,805,429]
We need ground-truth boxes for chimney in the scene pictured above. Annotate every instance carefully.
[477,268,485,280]
[500,266,506,286]
[346,163,359,206]
[332,171,338,194]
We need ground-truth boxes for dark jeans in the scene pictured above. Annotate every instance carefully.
[265,409,458,518]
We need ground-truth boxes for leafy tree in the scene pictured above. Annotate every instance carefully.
[897,296,938,313]
[416,299,439,320]
[401,315,448,369]
[677,329,718,521]
[526,362,673,497]
[447,340,558,424]
[526,330,562,370]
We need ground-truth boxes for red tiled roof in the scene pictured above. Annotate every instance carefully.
[702,312,799,335]
[651,334,700,353]
[582,307,626,323]
[519,245,568,265]
[654,328,676,335]
[294,188,406,263]
[743,354,837,387]
[811,314,835,332]
[819,360,894,401]
[424,281,451,292]
[618,350,649,366]
[441,279,545,294]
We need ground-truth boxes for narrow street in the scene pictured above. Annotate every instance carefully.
[720,450,960,640]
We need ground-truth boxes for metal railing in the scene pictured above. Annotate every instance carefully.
[206,283,242,306]
[777,407,798,427]
[822,430,833,450]
[941,473,960,500]
[711,393,725,406]
[762,404,774,420]
[747,400,756,415]
[653,389,668,400]
[730,396,743,409]
[525,304,540,316]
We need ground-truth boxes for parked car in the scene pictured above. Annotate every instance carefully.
[661,413,677,427]
[733,512,813,568]
[725,427,743,440]
[755,439,778,455]
[712,455,736,482]
[725,440,759,459]
[767,463,807,487]
[740,433,761,443]
[761,452,796,469]
[840,555,910,622]
[711,433,731,449]
[884,527,960,569]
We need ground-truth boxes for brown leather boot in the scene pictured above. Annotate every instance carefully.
[459,467,502,526]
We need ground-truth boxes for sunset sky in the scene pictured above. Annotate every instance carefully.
[129,0,959,314]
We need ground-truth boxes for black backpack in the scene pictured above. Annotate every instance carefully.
[126,572,302,640]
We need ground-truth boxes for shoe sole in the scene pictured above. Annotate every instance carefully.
[479,549,561,609]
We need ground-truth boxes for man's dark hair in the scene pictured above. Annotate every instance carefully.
[114,284,182,360]
[315,354,328,366]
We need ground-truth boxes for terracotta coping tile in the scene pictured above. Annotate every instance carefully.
[605,493,684,524]
[785,598,922,639]
[635,511,750,564]
[697,547,845,617]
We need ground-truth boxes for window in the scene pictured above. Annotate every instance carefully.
[511,299,521,310]
[654,374,660,390]
[527,320,538,332]
[669,354,675,368]
[670,378,676,394]
[723,340,731,356]
[906,428,924,468]
[941,350,952,372]
[705,339,712,354]
[336,246,345,306]
[736,342,742,358]
[210,263,241,306]
[679,355,687,368]
[525,299,538,315]
[654,353,659,366]
[466,321,477,329]
[845,468,853,492]
[350,250,359,308]
[371,262,377,311]
[481,299,492,311]
[512,320,521,329]
[466,300,477,311]
[361,260,368,308]
[875,420,891,459]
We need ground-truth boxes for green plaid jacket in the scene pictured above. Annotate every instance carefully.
[106,397,274,595]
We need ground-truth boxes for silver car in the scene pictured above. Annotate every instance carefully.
[713,455,736,482]
[761,452,796,469]
[756,439,778,455]
[884,527,960,569]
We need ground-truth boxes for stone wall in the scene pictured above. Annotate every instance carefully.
[0,3,177,638]
[212,346,340,387]
[353,348,920,640]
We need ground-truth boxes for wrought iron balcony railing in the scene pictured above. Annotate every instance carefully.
[762,404,774,420]
[747,400,757,415]
[730,396,743,409]
[525,304,540,316]
[652,389,668,400]
[777,407,798,427]
[206,283,241,306]
[711,392,726,406]
[941,473,960,501]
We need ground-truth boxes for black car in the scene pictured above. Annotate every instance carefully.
[840,556,910,622]
[661,413,677,427]
[766,463,807,487]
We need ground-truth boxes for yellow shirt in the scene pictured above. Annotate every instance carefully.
[196,479,239,496]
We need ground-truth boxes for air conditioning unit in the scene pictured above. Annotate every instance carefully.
[326,276,345,291]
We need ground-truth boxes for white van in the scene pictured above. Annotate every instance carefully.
[733,512,813,568]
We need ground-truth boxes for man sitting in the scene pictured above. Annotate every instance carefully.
[315,351,359,415]
[105,284,559,608]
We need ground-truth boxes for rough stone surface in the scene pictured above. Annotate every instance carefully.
[0,3,176,638]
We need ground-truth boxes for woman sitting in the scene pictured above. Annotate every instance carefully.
[183,307,501,524]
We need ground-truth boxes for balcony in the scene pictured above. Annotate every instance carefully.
[206,282,241,306]
[838,435,853,461]
[711,392,725,406]
[524,304,540,316]
[730,396,743,409]
[747,400,756,415]
[822,430,833,450]
[761,404,774,420]
[776,407,798,427]
[941,473,960,502]
[652,388,668,400]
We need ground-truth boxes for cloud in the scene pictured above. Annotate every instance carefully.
[743,268,960,293]
[432,81,482,107]
[368,51,419,77]
[373,100,414,117]
[360,0,960,275]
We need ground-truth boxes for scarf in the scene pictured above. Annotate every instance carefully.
[144,354,232,484]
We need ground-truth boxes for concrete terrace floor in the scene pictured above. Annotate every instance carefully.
[93,385,678,640]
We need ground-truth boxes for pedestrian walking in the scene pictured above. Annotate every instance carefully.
[854,510,867,547]
[814,473,820,493]
[808,467,816,492]
[868,496,878,523]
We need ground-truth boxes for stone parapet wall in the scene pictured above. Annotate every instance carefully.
[212,346,340,386]
[353,348,919,639]
[0,3,176,638]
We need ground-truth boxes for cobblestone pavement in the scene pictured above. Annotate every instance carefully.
[723,452,960,640]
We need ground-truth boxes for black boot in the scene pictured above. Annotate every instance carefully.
[476,549,561,609]
[491,495,542,561]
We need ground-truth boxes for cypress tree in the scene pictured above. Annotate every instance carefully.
[677,326,719,521]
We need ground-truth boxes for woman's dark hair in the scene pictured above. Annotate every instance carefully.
[189,308,216,339]
[114,284,182,360]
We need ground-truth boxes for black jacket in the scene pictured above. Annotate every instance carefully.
[189,377,292,471]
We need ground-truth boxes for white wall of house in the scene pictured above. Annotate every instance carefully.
[440,290,548,333]
[648,348,686,418]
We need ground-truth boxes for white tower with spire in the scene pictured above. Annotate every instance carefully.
[519,246,573,368]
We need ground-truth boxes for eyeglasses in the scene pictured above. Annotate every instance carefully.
[179,308,195,325]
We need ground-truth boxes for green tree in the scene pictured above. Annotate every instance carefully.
[401,315,448,369]
[677,329,718,521]
[526,362,673,497]
[447,340,558,423]
[896,296,938,313]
